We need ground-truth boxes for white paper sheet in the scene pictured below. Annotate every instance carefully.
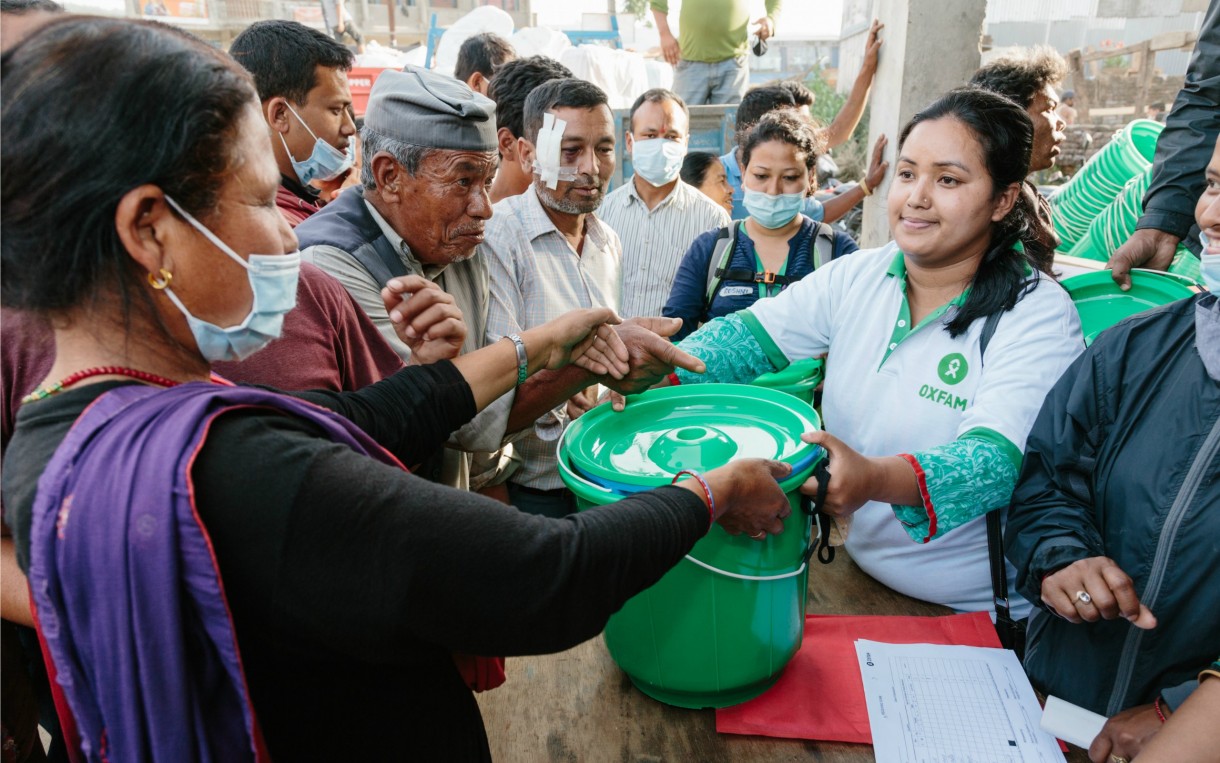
[855,640,1066,763]
[1040,695,1108,750]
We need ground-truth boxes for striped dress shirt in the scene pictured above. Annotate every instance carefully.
[481,189,622,491]
[599,177,730,319]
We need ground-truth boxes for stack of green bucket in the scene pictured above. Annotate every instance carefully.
[1169,248,1203,283]
[1051,119,1163,250]
[1068,166,1152,262]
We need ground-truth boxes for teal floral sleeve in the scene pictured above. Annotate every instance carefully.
[673,312,788,385]
[892,428,1023,543]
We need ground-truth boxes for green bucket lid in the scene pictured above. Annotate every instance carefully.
[561,383,821,491]
[751,357,825,395]
[1062,269,1198,345]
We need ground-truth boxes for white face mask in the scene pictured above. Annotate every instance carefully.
[743,188,805,229]
[163,196,300,362]
[631,137,687,187]
[279,102,354,186]
[1201,231,1220,294]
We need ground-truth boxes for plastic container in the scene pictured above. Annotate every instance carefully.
[558,384,823,708]
[1051,120,1163,250]
[750,357,825,404]
[1061,269,1198,345]
[1168,246,1205,285]
[1067,167,1154,262]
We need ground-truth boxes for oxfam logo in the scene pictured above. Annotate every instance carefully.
[937,353,969,385]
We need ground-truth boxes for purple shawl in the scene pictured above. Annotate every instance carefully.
[27,381,402,763]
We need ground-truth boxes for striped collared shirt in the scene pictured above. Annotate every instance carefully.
[599,177,730,319]
[481,188,622,490]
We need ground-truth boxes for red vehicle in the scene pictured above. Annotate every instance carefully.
[347,67,392,121]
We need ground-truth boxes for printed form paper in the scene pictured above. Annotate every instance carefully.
[855,640,1065,763]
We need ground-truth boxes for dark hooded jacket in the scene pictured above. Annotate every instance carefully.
[1007,293,1220,716]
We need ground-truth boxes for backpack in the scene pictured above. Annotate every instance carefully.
[703,221,836,307]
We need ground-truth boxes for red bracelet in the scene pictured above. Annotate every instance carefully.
[667,372,681,387]
[672,469,714,528]
[1154,695,1169,723]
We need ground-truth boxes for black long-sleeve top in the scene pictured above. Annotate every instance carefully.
[3,362,709,761]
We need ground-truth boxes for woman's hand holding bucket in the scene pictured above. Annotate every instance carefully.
[796,431,927,544]
[675,459,794,540]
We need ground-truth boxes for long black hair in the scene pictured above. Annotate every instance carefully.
[898,86,1048,338]
[680,151,720,187]
[1,16,257,318]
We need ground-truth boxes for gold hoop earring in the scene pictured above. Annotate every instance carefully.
[148,268,173,289]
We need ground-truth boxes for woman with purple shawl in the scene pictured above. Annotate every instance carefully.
[0,17,797,763]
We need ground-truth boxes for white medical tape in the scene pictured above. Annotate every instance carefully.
[530,163,582,182]
[533,112,568,189]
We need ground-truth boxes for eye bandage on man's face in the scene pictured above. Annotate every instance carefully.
[532,112,583,189]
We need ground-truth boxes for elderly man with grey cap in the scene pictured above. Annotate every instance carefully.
[299,66,703,494]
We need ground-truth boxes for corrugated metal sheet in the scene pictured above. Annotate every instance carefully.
[985,6,1203,75]
[986,0,1199,21]
[987,0,1097,23]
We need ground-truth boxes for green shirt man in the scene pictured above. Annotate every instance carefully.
[651,0,781,105]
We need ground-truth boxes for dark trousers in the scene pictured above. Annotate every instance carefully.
[507,483,576,519]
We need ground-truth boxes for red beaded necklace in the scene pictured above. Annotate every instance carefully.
[21,366,182,404]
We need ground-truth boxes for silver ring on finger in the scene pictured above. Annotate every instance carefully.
[749,531,765,540]
[1075,590,1093,605]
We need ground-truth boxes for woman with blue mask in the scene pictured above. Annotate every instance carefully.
[663,110,859,340]
[1,17,795,762]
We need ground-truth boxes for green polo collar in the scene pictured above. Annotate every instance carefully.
[880,249,971,367]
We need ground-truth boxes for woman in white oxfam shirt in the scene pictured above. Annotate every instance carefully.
[660,88,1085,615]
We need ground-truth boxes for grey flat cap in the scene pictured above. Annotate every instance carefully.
[364,65,497,152]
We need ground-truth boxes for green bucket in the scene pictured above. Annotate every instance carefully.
[1062,268,1198,345]
[1168,246,1205,286]
[1051,119,1163,249]
[1066,229,1107,262]
[750,357,825,404]
[558,384,823,708]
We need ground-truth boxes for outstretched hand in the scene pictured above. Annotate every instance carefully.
[382,276,467,365]
[537,307,629,378]
[601,317,705,399]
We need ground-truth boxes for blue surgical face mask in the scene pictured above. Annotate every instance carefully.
[631,137,686,187]
[279,102,354,186]
[163,196,300,362]
[743,187,805,229]
[1202,231,1220,293]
